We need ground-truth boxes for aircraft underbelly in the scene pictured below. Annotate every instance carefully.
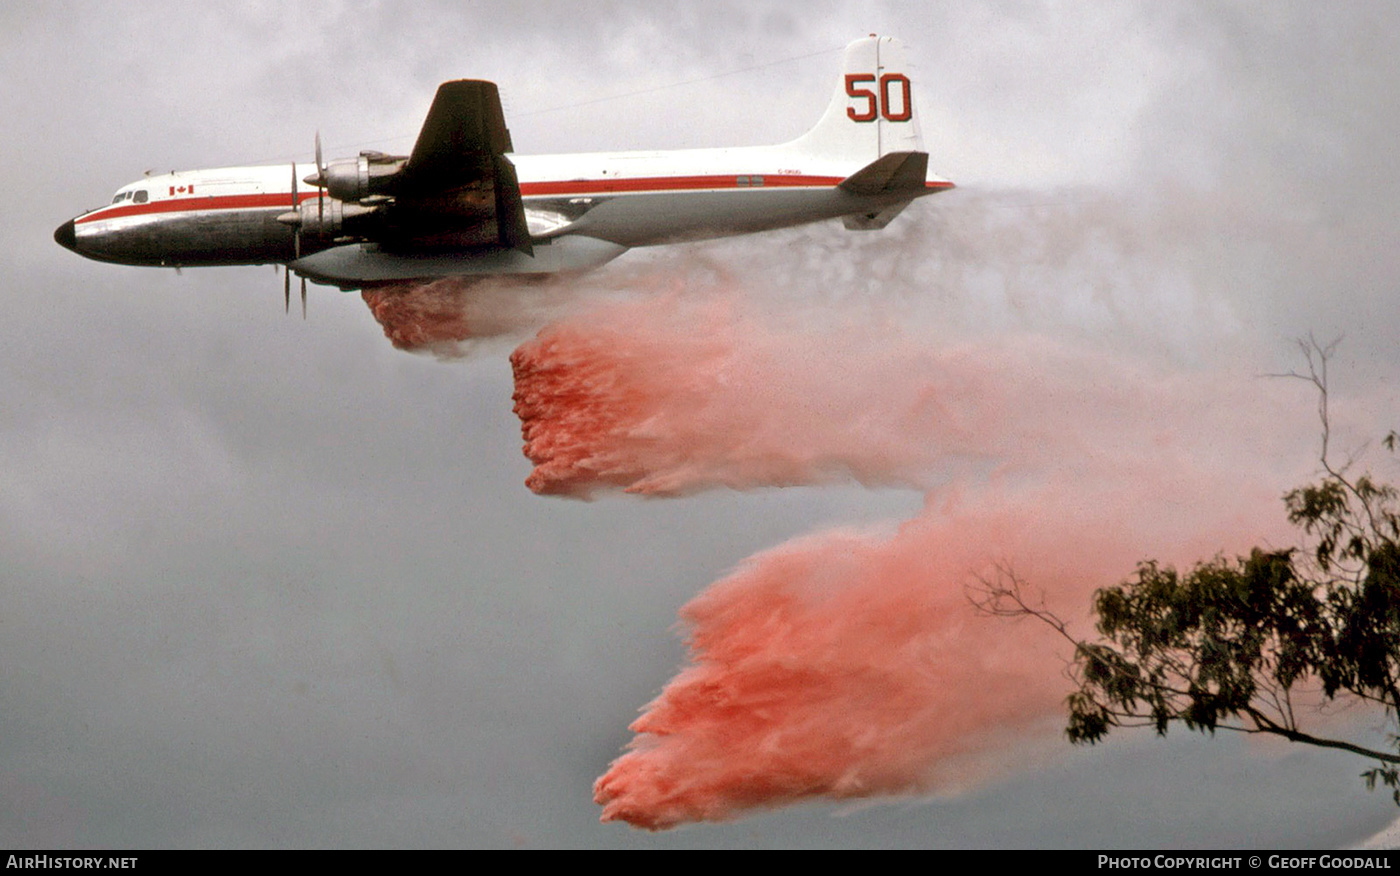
[290,234,628,288]
[557,187,911,248]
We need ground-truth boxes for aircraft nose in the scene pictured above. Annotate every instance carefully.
[54,219,77,251]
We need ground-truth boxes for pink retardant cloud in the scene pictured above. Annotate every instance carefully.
[362,277,581,357]
[505,274,1333,829]
[362,283,482,354]
[510,283,1312,499]
[594,476,1292,829]
[501,256,1357,829]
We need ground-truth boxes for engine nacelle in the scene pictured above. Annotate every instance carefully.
[287,197,382,239]
[323,151,408,203]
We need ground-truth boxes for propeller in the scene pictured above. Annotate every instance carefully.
[283,155,310,318]
[304,134,324,320]
[286,161,298,314]
[280,133,333,318]
[316,132,325,226]
[292,160,301,259]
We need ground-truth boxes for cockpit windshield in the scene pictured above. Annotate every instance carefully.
[109,190,149,205]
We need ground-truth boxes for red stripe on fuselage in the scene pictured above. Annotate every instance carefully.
[75,175,954,225]
[517,174,844,196]
[75,191,322,225]
[75,188,322,223]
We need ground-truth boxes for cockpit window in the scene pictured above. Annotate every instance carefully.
[112,192,128,204]
[132,190,148,204]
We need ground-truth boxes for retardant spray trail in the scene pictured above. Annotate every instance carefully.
[363,276,582,357]
[510,283,1309,499]
[592,468,1294,828]
[511,290,1009,497]
[503,264,1335,829]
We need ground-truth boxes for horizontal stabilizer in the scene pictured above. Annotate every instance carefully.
[838,151,929,196]
[843,202,911,230]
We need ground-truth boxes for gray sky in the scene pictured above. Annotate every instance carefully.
[6,0,1400,848]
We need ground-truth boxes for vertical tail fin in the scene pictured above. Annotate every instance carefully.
[785,36,925,164]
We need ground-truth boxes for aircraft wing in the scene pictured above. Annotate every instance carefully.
[385,79,532,255]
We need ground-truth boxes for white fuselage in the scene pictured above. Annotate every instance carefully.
[60,146,949,271]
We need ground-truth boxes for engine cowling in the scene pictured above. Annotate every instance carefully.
[279,197,382,240]
[322,151,408,203]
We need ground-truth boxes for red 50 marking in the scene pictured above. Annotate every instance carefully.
[845,73,912,122]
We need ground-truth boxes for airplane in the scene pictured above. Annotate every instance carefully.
[54,35,953,311]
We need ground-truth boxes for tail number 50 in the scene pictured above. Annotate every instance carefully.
[845,73,912,123]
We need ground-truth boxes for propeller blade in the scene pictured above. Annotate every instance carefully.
[314,132,325,224]
[291,160,301,258]
[284,265,290,314]
[301,276,307,319]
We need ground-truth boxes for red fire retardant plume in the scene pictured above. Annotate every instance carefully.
[363,277,578,356]
[510,289,1313,499]
[592,478,1287,829]
[506,269,1342,829]
[505,282,1333,828]
[362,284,481,354]
[510,291,992,497]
